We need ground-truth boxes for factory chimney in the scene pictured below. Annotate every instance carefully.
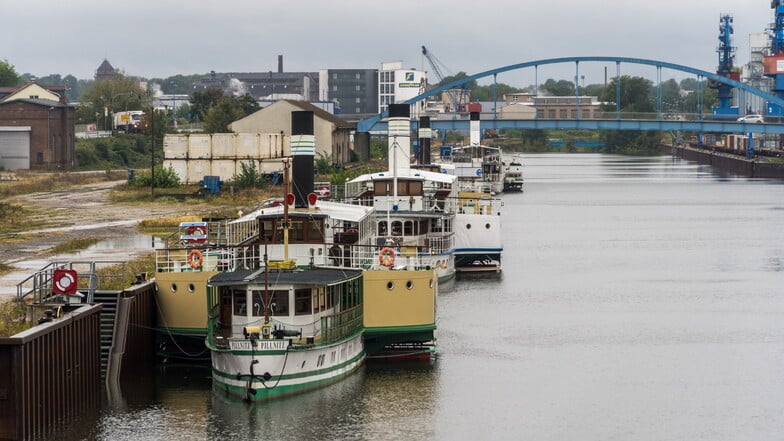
[278,55,283,73]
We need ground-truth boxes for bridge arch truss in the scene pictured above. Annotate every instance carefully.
[357,56,784,135]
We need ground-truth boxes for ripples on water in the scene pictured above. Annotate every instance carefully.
[57,154,784,441]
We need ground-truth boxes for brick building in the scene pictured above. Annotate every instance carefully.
[0,83,75,170]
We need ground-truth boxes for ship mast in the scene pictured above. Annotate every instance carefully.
[283,158,290,261]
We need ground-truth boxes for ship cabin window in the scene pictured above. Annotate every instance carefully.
[391,221,403,236]
[294,288,312,316]
[270,290,289,316]
[372,179,424,197]
[233,289,247,315]
[249,290,266,316]
[378,221,387,236]
[267,217,325,244]
[326,285,336,309]
[314,287,326,312]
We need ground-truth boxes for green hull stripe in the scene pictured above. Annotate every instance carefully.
[363,324,435,334]
[214,363,363,402]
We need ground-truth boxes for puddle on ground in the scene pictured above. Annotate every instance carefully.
[1,233,164,299]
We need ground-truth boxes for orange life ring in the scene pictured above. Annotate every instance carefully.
[379,247,396,267]
[188,249,204,269]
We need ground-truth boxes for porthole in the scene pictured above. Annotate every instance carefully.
[170,283,178,293]
[188,283,195,292]
[485,223,491,229]
[466,223,472,229]
[386,281,395,290]
[406,280,414,290]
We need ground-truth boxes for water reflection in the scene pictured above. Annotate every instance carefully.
[45,153,784,441]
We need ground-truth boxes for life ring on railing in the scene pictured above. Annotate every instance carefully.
[188,249,204,269]
[379,247,396,267]
[186,225,207,243]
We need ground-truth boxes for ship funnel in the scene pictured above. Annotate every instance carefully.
[387,104,411,175]
[469,111,480,145]
[418,116,431,164]
[291,111,315,208]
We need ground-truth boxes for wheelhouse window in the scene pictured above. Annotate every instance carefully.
[266,217,325,244]
[250,290,265,317]
[294,288,312,316]
[233,289,247,315]
[270,290,289,316]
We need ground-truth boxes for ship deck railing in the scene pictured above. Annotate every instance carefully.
[320,305,363,345]
[456,193,504,215]
[16,260,128,305]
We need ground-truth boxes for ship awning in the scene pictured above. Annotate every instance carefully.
[208,267,363,287]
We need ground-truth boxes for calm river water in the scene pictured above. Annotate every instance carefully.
[59,153,784,441]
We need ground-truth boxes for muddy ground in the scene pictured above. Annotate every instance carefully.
[0,180,214,301]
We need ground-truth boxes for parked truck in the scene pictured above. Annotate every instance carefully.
[114,110,145,133]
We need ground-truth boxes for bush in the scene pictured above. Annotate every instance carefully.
[131,165,181,188]
[229,161,269,189]
[315,152,333,174]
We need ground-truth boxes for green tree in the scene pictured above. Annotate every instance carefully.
[189,87,224,122]
[437,72,475,89]
[0,60,20,86]
[470,82,524,101]
[203,96,246,133]
[541,79,575,96]
[600,75,654,113]
[77,75,149,128]
[235,94,260,115]
[581,83,606,97]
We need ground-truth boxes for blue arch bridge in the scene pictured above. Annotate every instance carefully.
[357,56,784,138]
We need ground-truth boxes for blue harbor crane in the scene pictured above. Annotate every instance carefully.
[710,14,740,119]
[765,0,784,120]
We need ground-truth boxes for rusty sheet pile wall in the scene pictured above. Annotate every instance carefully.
[119,282,156,375]
[163,133,290,184]
[0,305,102,441]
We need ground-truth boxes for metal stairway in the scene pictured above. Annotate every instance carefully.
[91,290,120,380]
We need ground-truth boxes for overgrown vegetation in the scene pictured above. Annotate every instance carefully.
[228,161,270,189]
[137,215,202,235]
[48,238,103,255]
[0,301,29,337]
[93,252,157,290]
[129,165,181,188]
[76,135,161,171]
[0,170,126,198]
[0,202,28,234]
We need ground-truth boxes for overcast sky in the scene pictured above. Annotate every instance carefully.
[2,0,774,87]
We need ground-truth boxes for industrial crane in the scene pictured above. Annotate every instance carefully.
[421,45,467,113]
[764,0,784,120]
[709,14,740,119]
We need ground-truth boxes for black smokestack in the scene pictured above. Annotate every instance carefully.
[418,116,431,164]
[291,111,314,208]
[278,55,283,73]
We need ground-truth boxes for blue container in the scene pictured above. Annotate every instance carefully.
[199,176,223,194]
